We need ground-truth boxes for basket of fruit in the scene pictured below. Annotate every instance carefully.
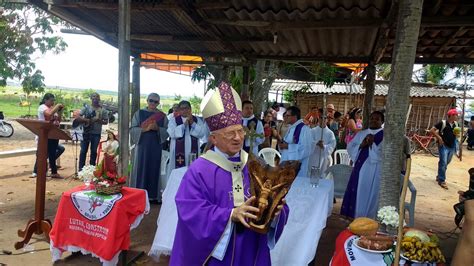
[400,229,446,263]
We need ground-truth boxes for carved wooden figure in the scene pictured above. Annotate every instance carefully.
[248,156,300,234]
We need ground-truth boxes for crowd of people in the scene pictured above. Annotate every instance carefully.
[30,86,473,264]
[32,89,471,211]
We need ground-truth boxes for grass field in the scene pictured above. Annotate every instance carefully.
[0,86,195,119]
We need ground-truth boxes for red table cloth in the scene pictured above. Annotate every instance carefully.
[50,185,149,265]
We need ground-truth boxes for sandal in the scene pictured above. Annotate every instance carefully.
[438,181,448,190]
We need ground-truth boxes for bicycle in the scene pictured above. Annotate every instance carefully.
[0,111,14,138]
[407,129,439,157]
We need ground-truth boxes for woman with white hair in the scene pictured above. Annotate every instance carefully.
[130,93,169,202]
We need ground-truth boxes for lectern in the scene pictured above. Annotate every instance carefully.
[14,119,71,249]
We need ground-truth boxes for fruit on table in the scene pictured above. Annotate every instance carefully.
[401,235,446,263]
[404,229,431,243]
[348,217,379,236]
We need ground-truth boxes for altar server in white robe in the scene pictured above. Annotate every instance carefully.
[241,100,264,155]
[341,111,384,219]
[167,100,206,174]
[278,106,315,177]
[310,115,336,177]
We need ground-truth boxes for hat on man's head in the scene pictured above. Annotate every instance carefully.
[447,109,459,116]
[200,81,242,132]
[327,104,335,110]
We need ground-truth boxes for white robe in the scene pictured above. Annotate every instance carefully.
[347,128,384,218]
[167,116,206,174]
[280,119,315,178]
[310,126,336,178]
[242,115,264,155]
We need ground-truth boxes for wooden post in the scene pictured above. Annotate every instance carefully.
[118,0,131,176]
[131,56,141,117]
[241,65,250,101]
[363,63,376,128]
[379,0,424,209]
[459,65,468,161]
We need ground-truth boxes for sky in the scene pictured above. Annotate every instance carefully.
[34,33,206,98]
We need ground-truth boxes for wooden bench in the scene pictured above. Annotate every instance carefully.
[0,148,37,159]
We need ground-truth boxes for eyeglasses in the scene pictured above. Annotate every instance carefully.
[218,128,246,140]
[148,99,159,104]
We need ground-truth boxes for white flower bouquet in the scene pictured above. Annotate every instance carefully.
[77,165,96,182]
[377,205,400,227]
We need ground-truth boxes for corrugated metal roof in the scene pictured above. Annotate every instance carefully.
[271,79,461,98]
[36,0,474,63]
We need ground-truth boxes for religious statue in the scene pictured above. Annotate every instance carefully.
[97,130,120,176]
[248,156,300,234]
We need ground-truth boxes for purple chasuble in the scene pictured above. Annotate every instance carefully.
[175,115,199,168]
[341,130,384,218]
[170,156,289,266]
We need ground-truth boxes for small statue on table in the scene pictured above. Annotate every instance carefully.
[93,130,126,194]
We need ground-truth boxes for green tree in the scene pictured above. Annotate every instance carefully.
[21,70,45,114]
[174,94,182,101]
[0,3,67,86]
[81,88,97,99]
[189,94,202,114]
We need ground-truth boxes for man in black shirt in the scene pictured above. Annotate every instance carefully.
[430,108,459,189]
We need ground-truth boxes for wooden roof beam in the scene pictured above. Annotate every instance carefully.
[175,0,243,58]
[136,58,249,67]
[205,18,384,30]
[48,0,230,10]
[421,16,474,27]
[371,0,399,64]
[128,34,272,43]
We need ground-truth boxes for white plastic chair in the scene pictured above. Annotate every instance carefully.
[161,150,170,177]
[159,150,170,196]
[258,148,281,167]
[325,164,353,199]
[333,149,351,165]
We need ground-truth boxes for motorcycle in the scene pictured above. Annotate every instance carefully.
[0,111,14,137]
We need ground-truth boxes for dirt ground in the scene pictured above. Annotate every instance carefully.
[0,121,472,265]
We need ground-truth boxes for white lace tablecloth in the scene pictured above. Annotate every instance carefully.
[270,177,334,266]
[149,167,187,261]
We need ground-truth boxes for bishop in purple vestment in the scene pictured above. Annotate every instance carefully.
[170,82,289,265]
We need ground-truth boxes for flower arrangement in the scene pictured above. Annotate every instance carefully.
[77,165,96,182]
[92,162,127,188]
[377,205,400,228]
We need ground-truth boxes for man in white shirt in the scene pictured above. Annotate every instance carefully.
[167,100,206,173]
[278,106,315,178]
[310,115,336,178]
[241,100,264,155]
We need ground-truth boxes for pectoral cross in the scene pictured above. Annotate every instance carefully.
[233,164,241,171]
[234,184,242,192]
[177,155,184,165]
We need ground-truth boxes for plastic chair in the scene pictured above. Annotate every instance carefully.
[258,148,281,167]
[158,150,171,198]
[333,149,351,165]
[401,175,417,227]
[325,164,353,199]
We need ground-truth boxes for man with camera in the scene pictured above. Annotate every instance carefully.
[76,93,109,171]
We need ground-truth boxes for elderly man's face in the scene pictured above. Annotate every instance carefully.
[211,124,245,155]
[147,96,160,109]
